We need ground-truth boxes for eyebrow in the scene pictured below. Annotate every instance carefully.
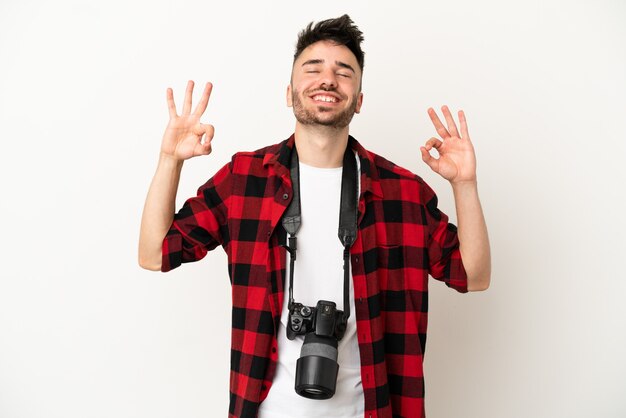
[301,59,356,74]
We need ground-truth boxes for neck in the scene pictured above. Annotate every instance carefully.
[294,123,350,168]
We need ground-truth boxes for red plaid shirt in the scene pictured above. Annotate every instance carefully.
[162,135,467,418]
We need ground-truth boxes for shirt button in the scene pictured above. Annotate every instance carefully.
[272,347,277,353]
[282,193,289,200]
[262,384,267,391]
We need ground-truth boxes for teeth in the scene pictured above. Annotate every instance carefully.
[313,95,337,103]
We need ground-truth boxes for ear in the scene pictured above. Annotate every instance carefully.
[354,92,364,114]
[286,84,293,107]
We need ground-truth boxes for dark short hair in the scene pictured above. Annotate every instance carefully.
[294,14,365,72]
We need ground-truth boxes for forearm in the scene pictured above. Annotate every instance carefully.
[138,153,184,271]
[451,180,491,291]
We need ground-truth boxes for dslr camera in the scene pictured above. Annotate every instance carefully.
[286,300,348,399]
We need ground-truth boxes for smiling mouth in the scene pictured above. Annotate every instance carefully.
[311,94,339,103]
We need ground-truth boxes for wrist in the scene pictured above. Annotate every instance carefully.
[451,179,478,195]
[158,152,184,171]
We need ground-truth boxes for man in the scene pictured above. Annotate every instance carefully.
[139,15,490,418]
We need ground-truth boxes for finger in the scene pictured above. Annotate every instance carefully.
[420,146,438,171]
[192,123,215,142]
[192,82,213,116]
[424,137,443,150]
[441,105,460,138]
[198,125,215,155]
[427,107,450,139]
[196,139,212,156]
[193,139,212,156]
[201,123,215,142]
[182,80,195,115]
[459,110,470,140]
[166,87,177,118]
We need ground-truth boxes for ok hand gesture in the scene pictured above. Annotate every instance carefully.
[161,80,215,161]
[420,106,477,184]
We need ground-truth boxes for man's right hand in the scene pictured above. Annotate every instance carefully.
[161,80,214,161]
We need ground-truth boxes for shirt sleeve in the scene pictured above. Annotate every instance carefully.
[161,161,232,272]
[420,180,468,293]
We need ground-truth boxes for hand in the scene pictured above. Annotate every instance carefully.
[160,80,215,161]
[420,105,477,184]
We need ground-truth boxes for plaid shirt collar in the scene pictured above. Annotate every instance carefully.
[263,134,385,200]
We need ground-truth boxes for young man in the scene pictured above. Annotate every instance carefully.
[139,15,490,418]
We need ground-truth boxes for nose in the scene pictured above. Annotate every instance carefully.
[318,68,338,90]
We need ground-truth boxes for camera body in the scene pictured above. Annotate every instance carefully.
[287,300,347,341]
[286,300,348,399]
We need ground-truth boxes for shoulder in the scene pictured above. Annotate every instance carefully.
[370,150,416,179]
[228,140,286,176]
[365,147,431,188]
[232,141,282,161]
[356,145,439,207]
[210,141,286,178]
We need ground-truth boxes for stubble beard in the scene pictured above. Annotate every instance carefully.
[291,88,358,129]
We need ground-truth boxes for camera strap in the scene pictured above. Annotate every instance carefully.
[282,143,358,322]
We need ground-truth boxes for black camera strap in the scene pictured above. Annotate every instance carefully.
[282,144,358,322]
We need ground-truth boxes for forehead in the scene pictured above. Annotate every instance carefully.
[294,40,360,72]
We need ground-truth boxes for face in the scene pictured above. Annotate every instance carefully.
[287,40,363,129]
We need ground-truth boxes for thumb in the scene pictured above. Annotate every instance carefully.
[191,123,204,137]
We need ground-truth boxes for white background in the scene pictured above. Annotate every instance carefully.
[1,0,625,417]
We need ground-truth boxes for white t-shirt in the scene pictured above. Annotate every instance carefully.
[257,161,364,417]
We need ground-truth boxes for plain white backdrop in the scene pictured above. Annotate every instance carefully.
[1,0,625,417]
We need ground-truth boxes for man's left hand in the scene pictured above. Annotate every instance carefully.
[420,105,477,184]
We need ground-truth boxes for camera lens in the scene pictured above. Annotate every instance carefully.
[294,333,339,399]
